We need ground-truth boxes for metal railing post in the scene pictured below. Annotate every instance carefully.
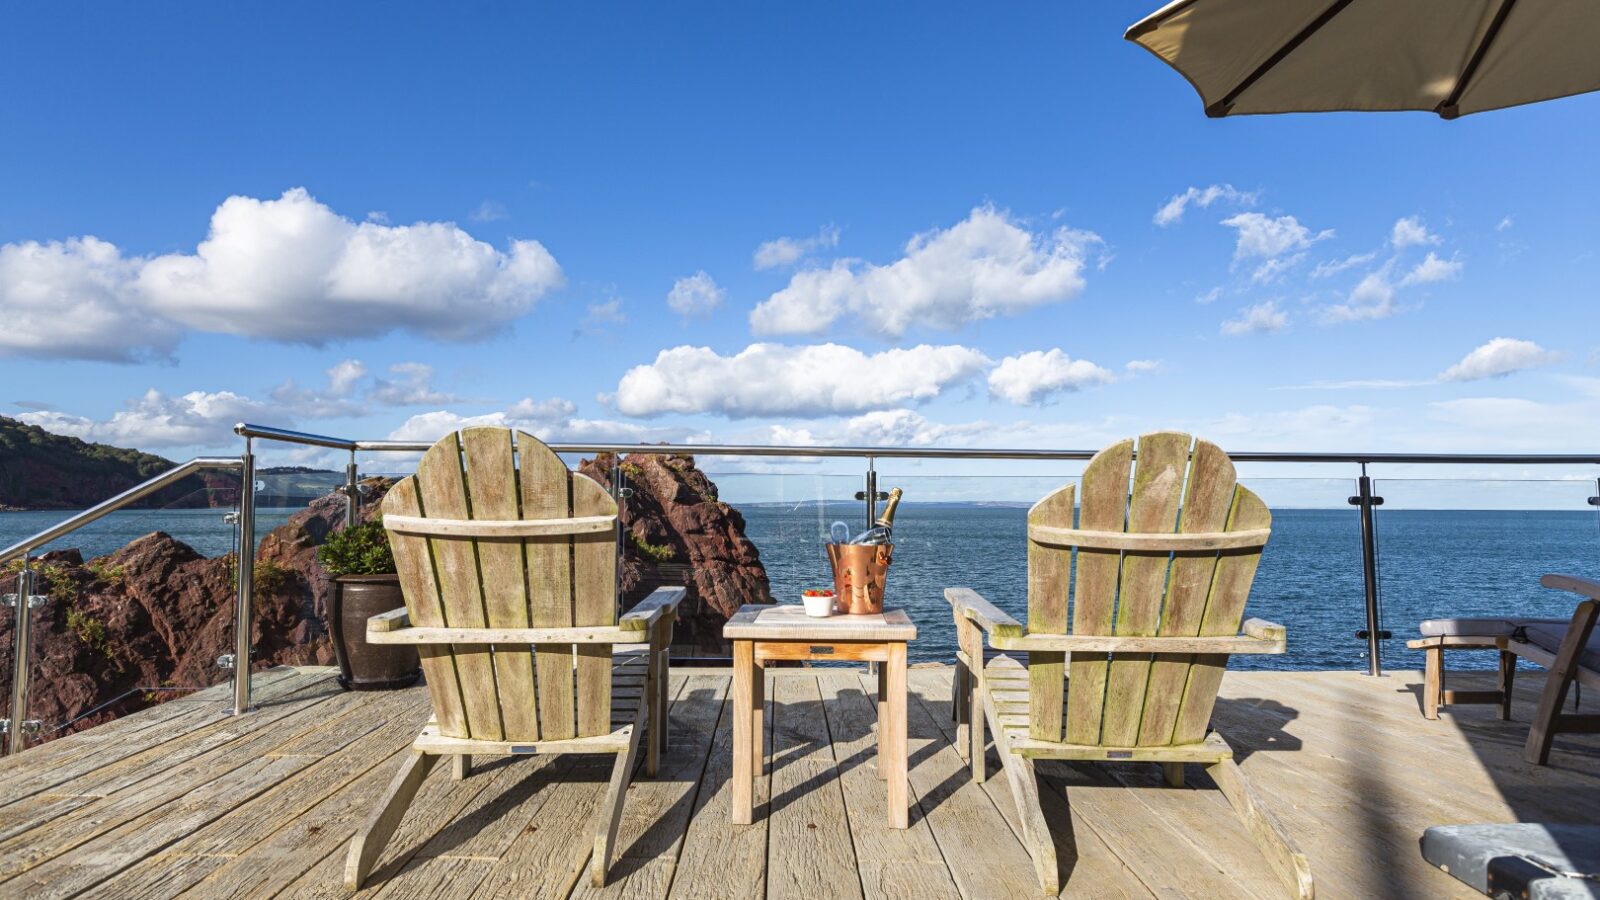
[1348,466,1386,676]
[344,451,360,529]
[865,457,878,530]
[230,440,256,714]
[7,558,35,754]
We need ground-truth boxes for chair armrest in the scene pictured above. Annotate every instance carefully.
[1242,618,1286,643]
[945,587,1024,641]
[619,586,687,634]
[368,607,410,633]
[1542,573,1600,602]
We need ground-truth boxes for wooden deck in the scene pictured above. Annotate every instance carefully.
[0,663,1594,899]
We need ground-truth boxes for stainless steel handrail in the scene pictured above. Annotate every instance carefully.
[235,423,1600,465]
[1,455,245,753]
[0,457,243,565]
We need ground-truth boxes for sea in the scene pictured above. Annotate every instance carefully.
[3,505,1595,671]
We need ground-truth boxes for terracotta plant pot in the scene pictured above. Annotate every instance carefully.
[327,574,422,691]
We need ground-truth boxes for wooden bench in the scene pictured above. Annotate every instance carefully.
[1500,575,1600,765]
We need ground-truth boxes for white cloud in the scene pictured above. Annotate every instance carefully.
[1222,213,1329,259]
[612,342,991,418]
[585,299,626,326]
[753,225,840,270]
[0,188,567,361]
[1221,300,1288,336]
[1391,215,1439,249]
[470,200,508,222]
[1153,184,1256,227]
[1311,252,1378,279]
[326,359,368,396]
[388,399,706,446]
[0,237,177,361]
[1322,271,1398,323]
[1195,286,1223,304]
[666,271,726,316]
[140,189,563,342]
[19,389,274,449]
[1399,251,1463,286]
[1125,359,1162,374]
[749,206,1099,338]
[987,349,1115,405]
[368,362,459,406]
[1439,338,1563,382]
[1497,216,1515,232]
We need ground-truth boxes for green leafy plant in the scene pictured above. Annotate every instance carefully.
[86,560,125,585]
[629,531,676,563]
[316,519,396,576]
[253,559,291,593]
[65,607,118,665]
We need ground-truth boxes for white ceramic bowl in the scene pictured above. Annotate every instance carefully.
[802,594,835,617]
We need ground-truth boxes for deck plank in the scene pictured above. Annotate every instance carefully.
[818,670,960,900]
[0,666,1589,899]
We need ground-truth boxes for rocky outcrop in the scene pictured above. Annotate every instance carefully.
[0,479,391,742]
[0,458,762,745]
[579,452,772,653]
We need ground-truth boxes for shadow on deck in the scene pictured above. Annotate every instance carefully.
[0,664,1593,899]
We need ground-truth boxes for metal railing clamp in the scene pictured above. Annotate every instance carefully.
[222,512,241,525]
[217,653,236,670]
[0,594,46,610]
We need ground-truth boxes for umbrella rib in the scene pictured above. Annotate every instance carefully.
[1436,0,1519,119]
[1208,0,1359,117]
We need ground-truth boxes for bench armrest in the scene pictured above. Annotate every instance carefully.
[945,587,1024,641]
[1242,617,1286,643]
[619,586,687,633]
[368,607,410,632]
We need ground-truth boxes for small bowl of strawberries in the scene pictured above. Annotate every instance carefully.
[801,589,836,618]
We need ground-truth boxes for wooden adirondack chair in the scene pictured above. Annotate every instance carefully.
[948,432,1313,898]
[344,427,683,890]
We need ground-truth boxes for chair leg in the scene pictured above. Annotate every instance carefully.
[451,754,470,781]
[953,659,970,762]
[1422,646,1442,719]
[592,707,646,887]
[345,750,437,890]
[1524,599,1598,765]
[1498,650,1517,721]
[969,663,986,783]
[646,631,668,778]
[1162,762,1185,788]
[984,699,1057,894]
[1206,738,1314,900]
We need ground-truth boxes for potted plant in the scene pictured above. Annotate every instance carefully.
[316,518,421,691]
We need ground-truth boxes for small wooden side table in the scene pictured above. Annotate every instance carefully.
[723,604,918,828]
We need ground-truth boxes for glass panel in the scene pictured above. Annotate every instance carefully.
[2,475,242,752]
[1376,477,1600,673]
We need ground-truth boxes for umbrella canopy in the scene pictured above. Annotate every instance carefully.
[1126,0,1600,119]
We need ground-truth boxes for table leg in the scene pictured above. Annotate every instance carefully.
[753,658,766,778]
[886,642,908,829]
[732,640,754,825]
[876,654,888,780]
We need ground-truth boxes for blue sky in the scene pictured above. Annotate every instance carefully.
[3,2,1599,492]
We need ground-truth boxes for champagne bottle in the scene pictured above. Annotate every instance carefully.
[851,487,902,545]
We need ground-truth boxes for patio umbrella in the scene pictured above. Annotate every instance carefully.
[1125,0,1600,119]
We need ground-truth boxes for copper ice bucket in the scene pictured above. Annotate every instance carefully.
[826,543,893,615]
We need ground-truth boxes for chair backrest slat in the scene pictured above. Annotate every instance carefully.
[1100,432,1189,746]
[519,431,580,741]
[1025,484,1074,742]
[384,427,620,743]
[1063,439,1132,744]
[384,478,469,736]
[1173,486,1271,743]
[1137,439,1238,746]
[572,474,617,737]
[460,428,539,741]
[415,433,505,741]
[1035,432,1271,748]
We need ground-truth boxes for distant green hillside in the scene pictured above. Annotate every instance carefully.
[0,417,193,509]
